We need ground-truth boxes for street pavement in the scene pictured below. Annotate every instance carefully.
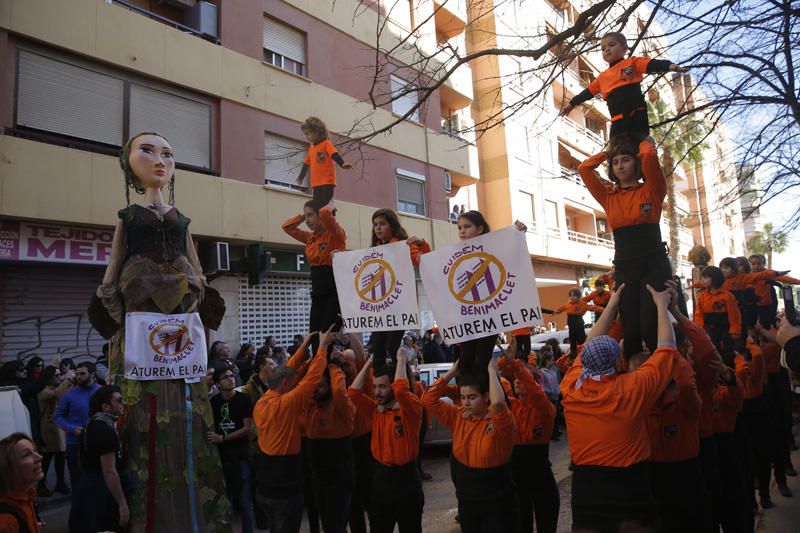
[37,434,800,532]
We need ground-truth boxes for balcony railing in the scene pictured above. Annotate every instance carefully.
[560,116,605,153]
[112,0,219,44]
[567,229,615,249]
[560,165,584,187]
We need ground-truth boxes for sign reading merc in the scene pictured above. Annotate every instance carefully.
[419,226,543,343]
[333,241,420,333]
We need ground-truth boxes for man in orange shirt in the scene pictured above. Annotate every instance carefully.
[561,282,681,532]
[253,325,333,533]
[306,351,356,533]
[423,356,517,532]
[349,349,424,533]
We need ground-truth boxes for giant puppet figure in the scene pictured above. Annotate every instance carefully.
[89,132,229,532]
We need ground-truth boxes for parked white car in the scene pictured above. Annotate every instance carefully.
[415,363,455,445]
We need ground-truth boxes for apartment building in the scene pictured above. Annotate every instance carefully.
[736,164,763,242]
[453,0,702,323]
[0,0,478,361]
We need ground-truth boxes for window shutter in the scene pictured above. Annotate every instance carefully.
[16,50,124,145]
[390,75,419,121]
[263,17,306,65]
[129,84,211,169]
[264,133,307,186]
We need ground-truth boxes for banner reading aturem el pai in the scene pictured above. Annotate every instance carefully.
[124,312,208,382]
[419,226,543,343]
[333,241,420,333]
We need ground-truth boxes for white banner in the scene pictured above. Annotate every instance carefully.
[124,312,208,382]
[333,241,420,333]
[419,226,542,343]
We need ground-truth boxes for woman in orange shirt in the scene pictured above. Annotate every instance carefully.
[550,288,604,356]
[423,357,517,532]
[369,208,431,369]
[0,433,44,533]
[579,138,672,359]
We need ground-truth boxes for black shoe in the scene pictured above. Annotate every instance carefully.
[760,496,774,509]
[36,483,52,498]
[786,463,797,477]
[54,483,71,495]
[778,484,793,497]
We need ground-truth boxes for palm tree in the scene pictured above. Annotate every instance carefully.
[647,98,709,267]
[746,222,787,268]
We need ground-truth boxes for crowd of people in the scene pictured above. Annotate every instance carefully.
[2,29,800,533]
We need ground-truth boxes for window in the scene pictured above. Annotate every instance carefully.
[264,133,307,190]
[585,115,607,142]
[544,200,560,229]
[263,17,306,77]
[513,191,535,225]
[390,75,420,122]
[388,0,413,30]
[396,169,426,216]
[15,48,212,169]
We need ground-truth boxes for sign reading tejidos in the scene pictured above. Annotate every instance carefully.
[0,219,114,265]
[124,312,208,382]
[419,226,542,343]
[333,241,419,333]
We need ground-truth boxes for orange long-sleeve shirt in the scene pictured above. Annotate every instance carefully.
[752,275,800,305]
[556,354,573,375]
[761,339,782,374]
[254,347,327,456]
[351,364,374,438]
[281,207,347,266]
[348,378,423,466]
[0,489,40,533]
[423,377,515,468]
[555,301,604,316]
[578,141,666,231]
[680,319,717,439]
[647,356,701,463]
[306,365,356,439]
[711,379,744,434]
[582,290,611,307]
[693,289,742,336]
[380,237,432,268]
[722,270,781,293]
[504,360,556,445]
[560,346,681,466]
[742,342,766,399]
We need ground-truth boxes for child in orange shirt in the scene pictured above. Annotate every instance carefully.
[693,266,741,362]
[560,32,688,139]
[296,117,352,211]
[582,277,611,323]
[551,288,603,356]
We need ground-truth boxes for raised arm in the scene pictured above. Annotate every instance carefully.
[318,207,346,245]
[282,214,312,244]
[588,284,624,339]
[640,140,666,201]
[422,361,459,430]
[578,153,610,207]
[487,358,507,415]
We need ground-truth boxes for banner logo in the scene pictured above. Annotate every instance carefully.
[148,322,192,358]
[355,259,397,304]
[448,252,507,305]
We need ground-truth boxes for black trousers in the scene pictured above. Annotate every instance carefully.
[650,458,712,533]
[733,415,756,532]
[512,445,559,533]
[371,330,405,369]
[514,334,532,358]
[742,396,771,500]
[309,184,335,211]
[614,248,672,358]
[757,304,776,329]
[566,314,586,356]
[309,266,341,355]
[713,432,748,533]
[371,462,424,533]
[571,462,659,533]
[457,334,499,374]
[609,107,649,139]
[349,433,372,533]
[309,437,355,533]
[458,496,519,533]
[70,471,119,533]
[698,436,720,532]
[765,371,790,486]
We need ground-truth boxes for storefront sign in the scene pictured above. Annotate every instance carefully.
[419,226,543,343]
[124,312,208,382]
[333,241,420,332]
[267,249,311,273]
[0,220,113,265]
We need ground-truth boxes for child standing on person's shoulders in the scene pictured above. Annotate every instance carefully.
[560,32,688,139]
[296,117,352,211]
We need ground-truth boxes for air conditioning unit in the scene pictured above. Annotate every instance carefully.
[184,1,218,39]
[444,171,452,193]
[449,113,462,133]
[206,241,230,273]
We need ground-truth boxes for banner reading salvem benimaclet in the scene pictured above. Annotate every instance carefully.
[124,312,208,382]
[419,226,542,343]
[333,241,420,333]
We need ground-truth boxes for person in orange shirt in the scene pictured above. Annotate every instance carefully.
[693,266,742,361]
[369,208,431,369]
[749,254,800,328]
[560,32,687,139]
[253,325,334,533]
[579,138,672,359]
[283,204,347,355]
[550,288,604,356]
[582,277,611,323]
[0,433,44,533]
[561,282,682,532]
[423,356,517,532]
[500,345,559,533]
[306,350,356,533]
[349,349,424,533]
[718,256,790,335]
[296,117,352,211]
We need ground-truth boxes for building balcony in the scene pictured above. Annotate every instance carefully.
[674,191,691,216]
[523,221,614,268]
[557,116,605,155]
[440,62,474,110]
[433,0,467,38]
[111,0,219,43]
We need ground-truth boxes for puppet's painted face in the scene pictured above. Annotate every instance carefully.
[128,134,175,190]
